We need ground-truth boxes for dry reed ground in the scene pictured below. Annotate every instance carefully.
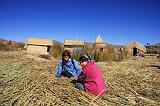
[0,51,160,106]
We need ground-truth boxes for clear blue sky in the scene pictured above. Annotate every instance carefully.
[0,0,160,45]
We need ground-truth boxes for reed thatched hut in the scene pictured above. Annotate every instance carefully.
[126,42,146,56]
[94,34,106,52]
[26,38,53,54]
[64,40,85,52]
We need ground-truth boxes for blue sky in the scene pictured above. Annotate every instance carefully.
[0,0,160,45]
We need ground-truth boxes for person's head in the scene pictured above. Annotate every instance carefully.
[62,50,71,61]
[79,55,89,67]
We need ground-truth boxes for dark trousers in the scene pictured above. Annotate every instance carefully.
[62,71,85,91]
[71,80,85,91]
[61,71,73,78]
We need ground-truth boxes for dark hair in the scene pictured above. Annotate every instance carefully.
[62,50,71,58]
[79,55,89,62]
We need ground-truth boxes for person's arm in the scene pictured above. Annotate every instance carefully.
[78,72,87,81]
[57,60,62,78]
[73,60,81,76]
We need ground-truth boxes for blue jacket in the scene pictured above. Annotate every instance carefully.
[57,58,81,78]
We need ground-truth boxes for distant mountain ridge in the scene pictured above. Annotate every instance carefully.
[0,38,25,44]
[0,38,62,45]
[0,38,25,51]
[52,40,63,45]
[0,38,7,41]
[0,37,159,47]
[153,43,160,46]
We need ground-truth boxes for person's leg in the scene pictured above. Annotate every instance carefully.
[75,82,84,91]
[61,71,73,78]
[71,80,84,91]
[69,76,75,81]
[61,71,66,76]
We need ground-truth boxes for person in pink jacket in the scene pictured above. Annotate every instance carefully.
[71,55,107,96]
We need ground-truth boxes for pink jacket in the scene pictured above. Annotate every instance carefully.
[78,62,107,96]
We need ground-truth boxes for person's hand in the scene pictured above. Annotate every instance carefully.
[70,77,77,81]
[74,77,78,80]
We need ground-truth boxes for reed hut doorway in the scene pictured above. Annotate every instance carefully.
[100,48,103,52]
[133,47,137,56]
[126,42,146,57]
[47,46,50,52]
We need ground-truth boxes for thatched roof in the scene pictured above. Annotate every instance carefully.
[95,34,104,43]
[94,34,106,48]
[26,38,53,46]
[126,42,146,52]
[64,40,84,46]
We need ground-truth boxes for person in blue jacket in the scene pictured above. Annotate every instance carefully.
[57,50,81,79]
